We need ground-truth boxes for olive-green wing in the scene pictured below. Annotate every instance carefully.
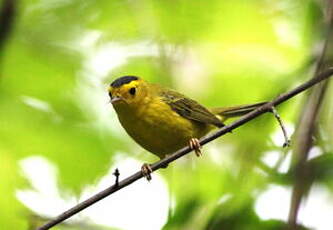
[160,89,224,128]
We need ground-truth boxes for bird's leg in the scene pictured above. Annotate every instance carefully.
[189,138,202,157]
[141,163,153,181]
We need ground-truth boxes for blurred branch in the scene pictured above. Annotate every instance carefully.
[0,0,16,76]
[28,213,113,230]
[37,67,333,230]
[0,0,16,53]
[287,1,333,229]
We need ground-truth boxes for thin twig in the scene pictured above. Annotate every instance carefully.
[36,68,333,230]
[113,168,120,187]
[271,106,290,147]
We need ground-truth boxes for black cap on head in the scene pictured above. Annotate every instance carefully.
[110,76,139,88]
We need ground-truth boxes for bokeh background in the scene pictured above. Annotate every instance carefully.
[1,0,333,229]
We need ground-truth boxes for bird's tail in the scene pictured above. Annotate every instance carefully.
[211,102,267,121]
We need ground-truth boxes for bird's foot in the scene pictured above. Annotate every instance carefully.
[141,163,153,181]
[189,138,202,157]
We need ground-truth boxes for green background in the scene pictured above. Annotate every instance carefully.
[1,0,332,229]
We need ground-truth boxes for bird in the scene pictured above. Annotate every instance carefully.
[108,76,265,180]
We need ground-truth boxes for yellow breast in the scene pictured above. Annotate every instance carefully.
[114,96,210,159]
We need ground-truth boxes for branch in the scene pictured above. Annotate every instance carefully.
[37,68,333,230]
[287,1,333,228]
[0,0,16,77]
[0,0,16,52]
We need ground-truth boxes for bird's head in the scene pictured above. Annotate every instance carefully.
[108,76,148,107]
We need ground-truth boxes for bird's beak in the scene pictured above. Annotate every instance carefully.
[110,96,124,104]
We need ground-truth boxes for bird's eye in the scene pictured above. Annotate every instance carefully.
[108,91,112,98]
[129,87,136,95]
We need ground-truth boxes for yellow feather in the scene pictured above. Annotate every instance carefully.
[109,77,262,159]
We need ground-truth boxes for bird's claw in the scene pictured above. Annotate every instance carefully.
[189,138,202,157]
[141,163,153,181]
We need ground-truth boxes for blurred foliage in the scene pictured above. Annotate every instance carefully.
[205,200,309,230]
[1,0,333,229]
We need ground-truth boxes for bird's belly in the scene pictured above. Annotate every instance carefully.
[116,102,209,158]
